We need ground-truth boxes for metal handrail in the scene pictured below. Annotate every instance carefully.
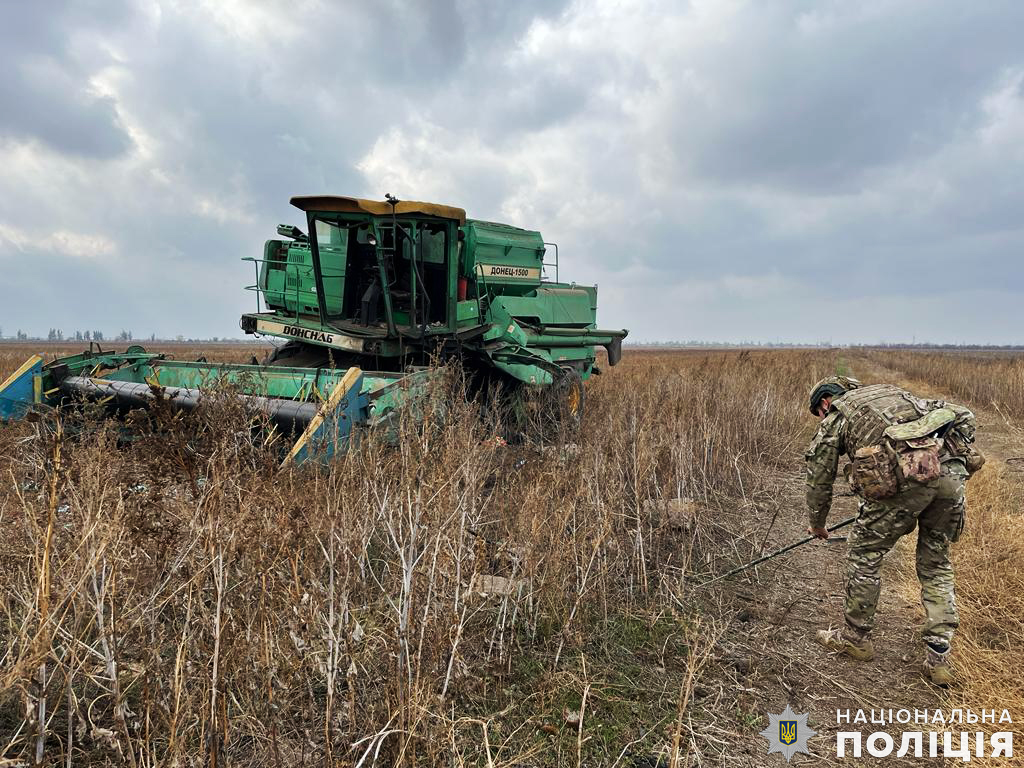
[542,241,559,283]
[473,262,490,322]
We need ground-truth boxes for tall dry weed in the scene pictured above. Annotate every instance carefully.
[0,349,833,765]
[866,349,1024,424]
[943,459,1024,765]
[863,349,1024,764]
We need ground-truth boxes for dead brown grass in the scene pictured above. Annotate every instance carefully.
[0,347,836,766]
[945,459,1024,763]
[867,349,1024,765]
[865,349,1024,424]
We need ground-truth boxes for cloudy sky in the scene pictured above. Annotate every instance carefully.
[1,0,1022,344]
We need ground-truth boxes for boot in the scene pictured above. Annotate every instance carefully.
[815,627,874,661]
[924,643,954,686]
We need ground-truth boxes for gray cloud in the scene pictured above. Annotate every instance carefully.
[0,0,137,158]
[0,0,1021,344]
[668,4,1024,192]
[0,70,131,158]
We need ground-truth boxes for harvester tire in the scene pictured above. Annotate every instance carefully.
[555,366,585,429]
[504,367,584,444]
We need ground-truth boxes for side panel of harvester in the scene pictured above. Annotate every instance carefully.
[281,367,367,465]
[460,219,625,384]
[0,355,43,420]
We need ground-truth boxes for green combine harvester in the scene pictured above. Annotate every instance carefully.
[0,195,627,463]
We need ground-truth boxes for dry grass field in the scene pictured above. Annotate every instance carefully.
[0,342,1019,766]
[863,350,1024,766]
[867,349,1024,423]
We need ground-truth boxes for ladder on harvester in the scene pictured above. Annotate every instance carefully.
[376,217,424,330]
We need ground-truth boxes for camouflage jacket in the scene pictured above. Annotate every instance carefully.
[805,387,980,527]
[805,411,846,528]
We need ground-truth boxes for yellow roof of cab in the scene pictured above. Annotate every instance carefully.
[290,195,466,225]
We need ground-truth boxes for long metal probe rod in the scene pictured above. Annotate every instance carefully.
[697,515,858,588]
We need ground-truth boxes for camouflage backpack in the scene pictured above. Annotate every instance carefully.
[832,384,952,498]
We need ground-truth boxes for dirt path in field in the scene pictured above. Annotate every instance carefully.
[706,355,1022,766]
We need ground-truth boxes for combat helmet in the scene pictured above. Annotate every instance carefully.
[809,375,862,414]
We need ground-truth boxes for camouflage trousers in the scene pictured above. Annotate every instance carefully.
[844,459,968,648]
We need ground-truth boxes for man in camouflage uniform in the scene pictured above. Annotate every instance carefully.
[805,376,982,685]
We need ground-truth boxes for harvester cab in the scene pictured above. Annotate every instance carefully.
[1,195,628,464]
[240,196,467,360]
